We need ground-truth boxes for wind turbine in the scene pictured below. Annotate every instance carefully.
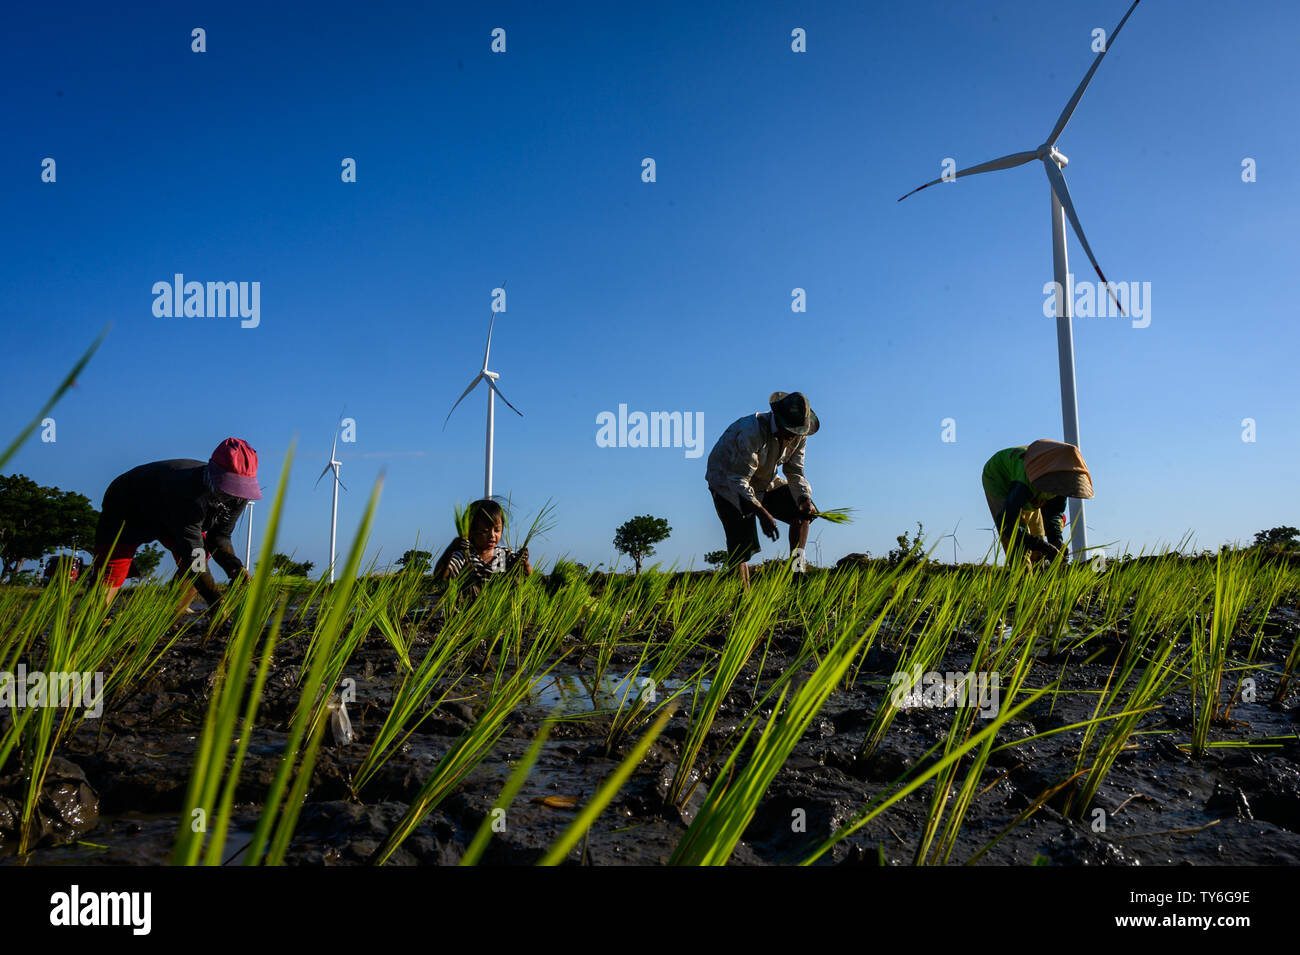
[939,520,963,565]
[899,0,1142,560]
[315,422,347,583]
[443,289,523,499]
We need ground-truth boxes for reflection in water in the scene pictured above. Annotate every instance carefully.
[527,672,703,714]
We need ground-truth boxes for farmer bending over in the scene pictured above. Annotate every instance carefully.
[90,438,261,616]
[981,439,1093,568]
[706,391,819,587]
[433,498,532,597]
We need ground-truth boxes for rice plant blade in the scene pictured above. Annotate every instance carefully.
[460,718,554,866]
[0,325,108,469]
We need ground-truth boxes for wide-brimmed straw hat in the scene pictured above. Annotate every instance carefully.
[1024,439,1093,499]
[769,392,819,436]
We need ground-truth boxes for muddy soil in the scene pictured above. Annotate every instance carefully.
[3,597,1298,866]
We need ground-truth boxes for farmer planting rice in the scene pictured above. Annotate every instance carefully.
[982,439,1093,567]
[433,498,532,596]
[88,438,262,614]
[706,391,819,586]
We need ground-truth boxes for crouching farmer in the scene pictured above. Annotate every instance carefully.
[981,439,1093,568]
[706,391,819,586]
[89,438,262,616]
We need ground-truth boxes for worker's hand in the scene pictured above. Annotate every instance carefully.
[798,497,818,519]
[517,547,532,575]
[758,508,780,541]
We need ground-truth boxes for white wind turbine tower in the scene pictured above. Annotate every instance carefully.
[244,501,254,570]
[315,423,347,583]
[899,0,1142,560]
[444,293,523,499]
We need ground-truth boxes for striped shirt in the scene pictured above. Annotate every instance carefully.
[443,540,518,589]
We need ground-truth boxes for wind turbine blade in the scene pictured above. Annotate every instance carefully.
[330,429,338,462]
[1043,160,1126,316]
[443,374,485,430]
[482,312,496,372]
[337,475,348,493]
[897,151,1038,202]
[1046,0,1141,146]
[314,462,333,489]
[488,379,524,417]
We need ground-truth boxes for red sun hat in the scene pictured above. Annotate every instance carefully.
[208,438,262,500]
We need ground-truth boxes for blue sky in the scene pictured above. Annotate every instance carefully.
[3,0,1297,574]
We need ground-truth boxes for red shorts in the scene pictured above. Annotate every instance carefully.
[91,534,208,588]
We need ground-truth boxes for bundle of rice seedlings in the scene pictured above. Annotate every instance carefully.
[814,507,854,525]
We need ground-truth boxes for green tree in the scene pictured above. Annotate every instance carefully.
[704,549,730,568]
[1252,526,1300,556]
[270,553,315,577]
[613,515,672,574]
[887,521,928,568]
[396,549,433,573]
[129,543,165,581]
[0,474,99,582]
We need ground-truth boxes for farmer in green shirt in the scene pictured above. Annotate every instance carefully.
[982,439,1093,566]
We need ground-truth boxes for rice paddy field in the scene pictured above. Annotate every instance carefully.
[3,470,1298,867]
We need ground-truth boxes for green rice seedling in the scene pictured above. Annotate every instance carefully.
[671,591,884,865]
[1065,627,1187,821]
[606,574,738,752]
[1190,548,1249,757]
[296,557,432,732]
[173,445,294,866]
[1275,629,1300,703]
[11,572,94,852]
[371,664,546,865]
[1227,556,1288,714]
[1042,561,1097,654]
[859,576,964,759]
[245,475,384,866]
[538,705,675,866]
[351,595,490,792]
[912,563,1050,865]
[459,717,554,866]
[509,497,559,557]
[812,507,854,525]
[801,687,1050,866]
[667,565,790,806]
[0,326,106,470]
[577,577,645,685]
[201,600,286,866]
[286,570,334,625]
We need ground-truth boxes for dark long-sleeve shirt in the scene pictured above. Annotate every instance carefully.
[98,459,245,603]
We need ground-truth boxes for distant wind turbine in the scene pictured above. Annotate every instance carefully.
[939,520,963,564]
[315,421,348,583]
[899,0,1143,560]
[443,287,523,498]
